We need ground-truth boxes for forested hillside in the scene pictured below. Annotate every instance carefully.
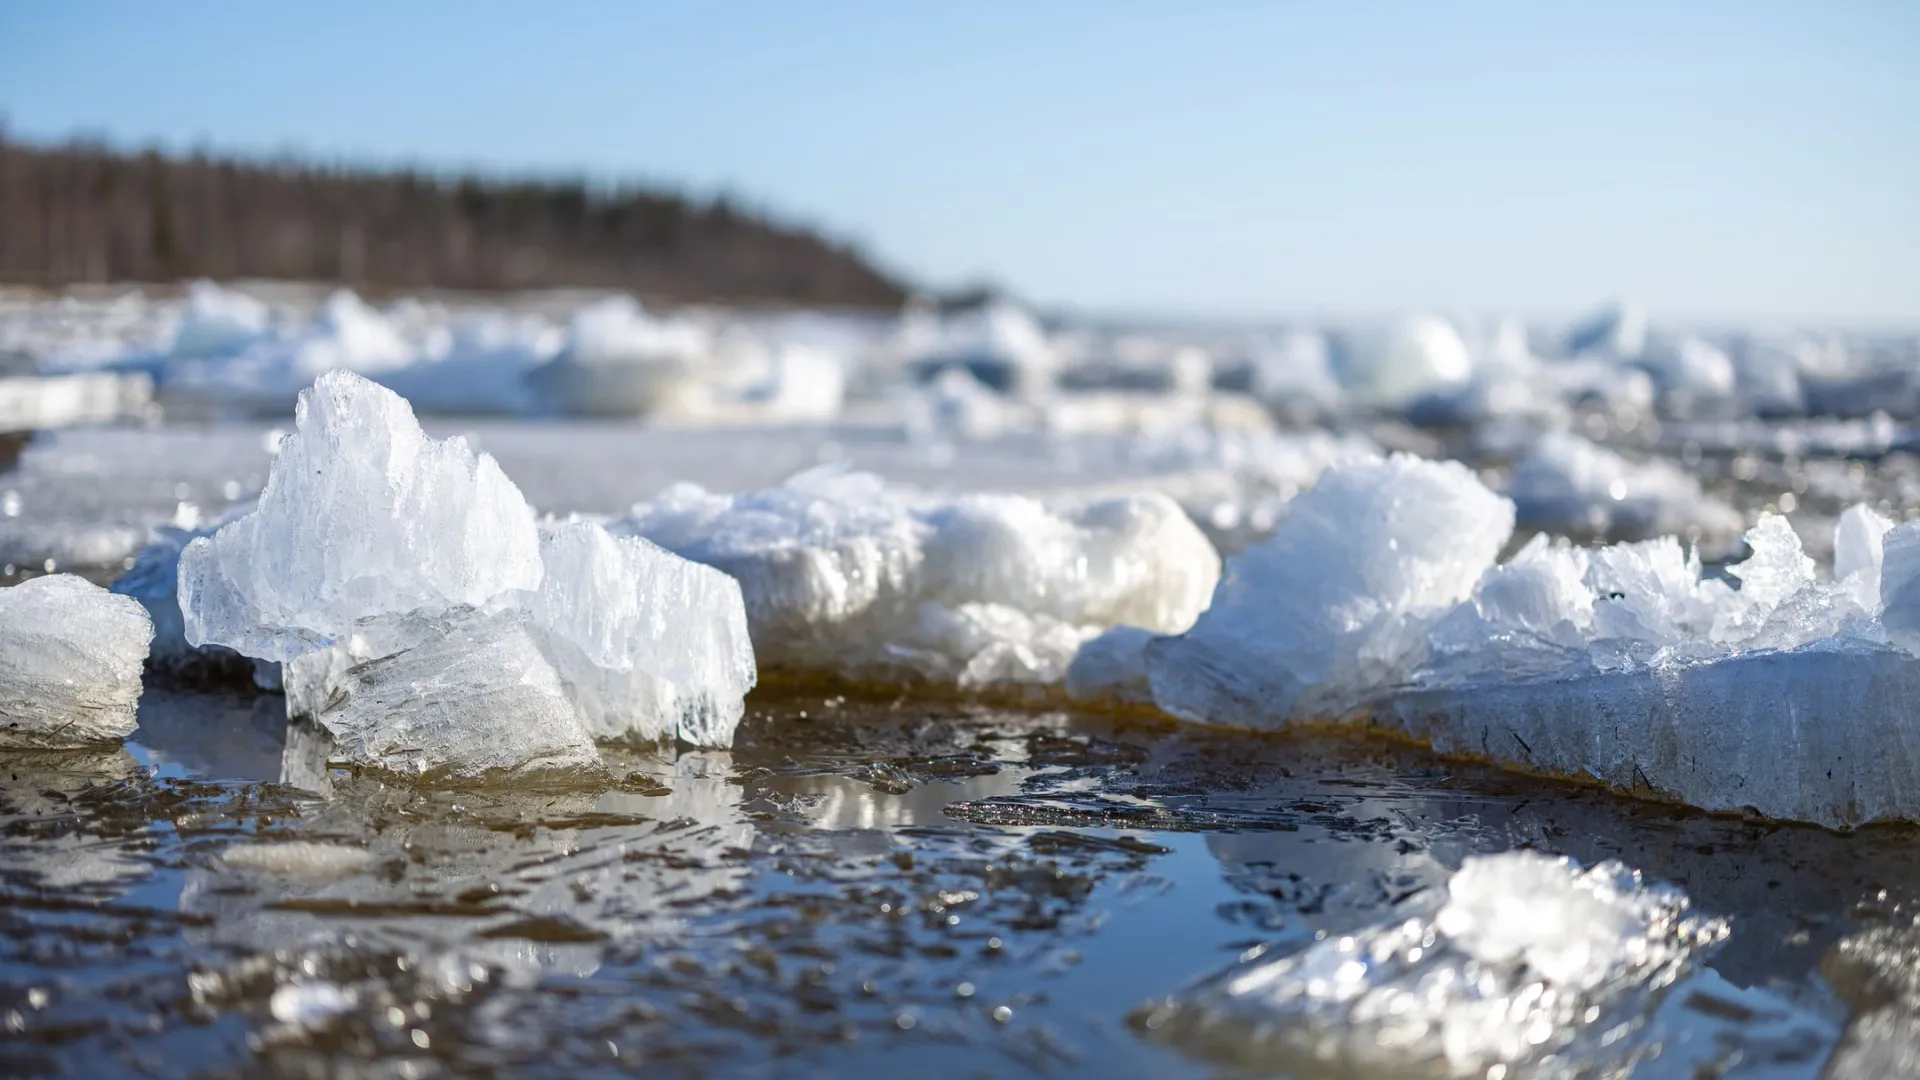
[0,136,910,307]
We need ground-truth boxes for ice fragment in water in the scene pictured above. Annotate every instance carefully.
[179,369,543,663]
[529,521,755,746]
[1134,851,1725,1080]
[1146,454,1513,725]
[612,466,1218,691]
[0,575,153,747]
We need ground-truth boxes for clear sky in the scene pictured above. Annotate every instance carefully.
[3,1,1916,325]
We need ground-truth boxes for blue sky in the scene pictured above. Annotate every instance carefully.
[3,1,1916,324]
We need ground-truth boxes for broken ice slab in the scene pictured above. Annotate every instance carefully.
[180,369,543,663]
[283,606,602,784]
[1130,447,1920,827]
[1384,643,1920,829]
[530,521,755,747]
[1133,851,1726,1080]
[0,574,154,747]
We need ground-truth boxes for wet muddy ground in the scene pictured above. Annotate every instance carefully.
[4,687,1916,1078]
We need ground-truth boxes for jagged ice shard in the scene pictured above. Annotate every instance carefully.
[1134,851,1726,1080]
[178,372,758,780]
[0,575,154,747]
[1138,452,1920,827]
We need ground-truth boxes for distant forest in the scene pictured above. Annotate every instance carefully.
[0,135,911,307]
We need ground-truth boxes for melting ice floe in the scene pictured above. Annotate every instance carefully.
[1135,851,1725,1080]
[609,466,1220,691]
[177,371,757,780]
[0,574,153,747]
[1140,452,1920,827]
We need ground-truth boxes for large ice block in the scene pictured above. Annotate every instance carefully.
[529,521,755,746]
[179,372,761,774]
[1146,454,1513,726]
[1135,851,1725,1079]
[180,370,543,662]
[611,465,1219,690]
[0,574,154,747]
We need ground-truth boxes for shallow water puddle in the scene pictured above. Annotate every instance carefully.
[2,689,1916,1077]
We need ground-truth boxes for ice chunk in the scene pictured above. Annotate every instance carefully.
[283,606,601,784]
[1643,335,1737,403]
[161,290,418,414]
[222,842,376,880]
[1370,510,1915,827]
[910,301,1058,396]
[1245,330,1343,414]
[1881,520,1920,657]
[1505,430,1742,540]
[1134,851,1725,1079]
[1336,315,1473,408]
[169,281,270,359]
[527,296,716,417]
[529,521,756,746]
[611,467,1219,691]
[0,575,153,747]
[180,370,543,662]
[1567,300,1649,358]
[1835,504,1894,592]
[1146,454,1513,726]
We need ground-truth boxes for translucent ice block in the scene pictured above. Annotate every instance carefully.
[0,574,154,747]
